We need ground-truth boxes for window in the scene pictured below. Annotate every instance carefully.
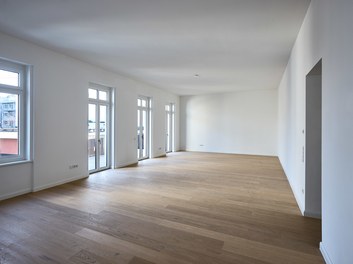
[0,58,30,164]
[137,96,151,160]
[165,103,175,153]
[88,84,111,172]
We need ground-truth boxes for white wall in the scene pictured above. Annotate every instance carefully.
[278,0,353,263]
[0,31,179,198]
[180,90,278,156]
[0,162,32,200]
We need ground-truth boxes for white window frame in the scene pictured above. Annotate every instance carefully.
[0,58,30,165]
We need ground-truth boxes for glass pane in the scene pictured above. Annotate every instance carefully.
[137,109,140,127]
[0,70,19,86]
[171,112,175,151]
[0,93,19,157]
[99,91,107,101]
[88,104,96,171]
[88,89,97,99]
[141,99,147,107]
[172,104,175,112]
[167,113,170,151]
[99,105,107,168]
[137,99,141,107]
[142,110,147,157]
[137,109,141,159]
[165,105,170,111]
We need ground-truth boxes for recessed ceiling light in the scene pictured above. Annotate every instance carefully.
[194,74,200,77]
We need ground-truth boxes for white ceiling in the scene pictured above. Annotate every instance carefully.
[0,0,310,95]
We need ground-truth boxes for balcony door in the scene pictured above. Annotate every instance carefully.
[88,85,111,173]
[165,103,175,153]
[137,96,150,160]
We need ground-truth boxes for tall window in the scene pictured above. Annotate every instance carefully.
[88,84,111,172]
[137,96,151,160]
[165,103,175,153]
[0,58,30,164]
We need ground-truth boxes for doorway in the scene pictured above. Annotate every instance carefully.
[305,60,322,219]
[165,103,175,153]
[137,96,151,160]
[88,85,111,173]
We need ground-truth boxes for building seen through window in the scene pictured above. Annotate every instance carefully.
[0,91,19,157]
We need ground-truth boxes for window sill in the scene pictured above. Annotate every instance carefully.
[0,159,32,168]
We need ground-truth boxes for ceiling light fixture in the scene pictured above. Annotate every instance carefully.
[194,74,200,77]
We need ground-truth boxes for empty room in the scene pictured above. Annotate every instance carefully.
[0,0,352,263]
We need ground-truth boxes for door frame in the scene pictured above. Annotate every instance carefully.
[304,59,322,219]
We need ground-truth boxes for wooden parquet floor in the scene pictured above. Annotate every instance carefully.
[0,152,324,263]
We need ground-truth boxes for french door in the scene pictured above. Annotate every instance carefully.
[165,103,175,153]
[88,86,111,173]
[137,96,150,160]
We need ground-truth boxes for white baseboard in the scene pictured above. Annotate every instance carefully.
[0,188,32,201]
[116,160,138,168]
[33,174,88,192]
[320,242,333,264]
[304,210,322,219]
[153,153,167,158]
[277,158,305,215]
[287,177,305,215]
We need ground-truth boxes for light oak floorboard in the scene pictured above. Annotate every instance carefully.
[0,152,323,263]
